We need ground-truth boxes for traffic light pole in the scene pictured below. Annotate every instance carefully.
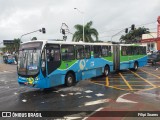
[111,29,126,42]
[20,28,45,43]
[111,24,135,43]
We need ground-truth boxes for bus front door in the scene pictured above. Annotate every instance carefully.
[113,45,120,71]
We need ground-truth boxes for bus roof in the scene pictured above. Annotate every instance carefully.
[21,40,146,46]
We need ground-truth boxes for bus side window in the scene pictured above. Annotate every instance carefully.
[108,46,111,56]
[127,46,132,55]
[94,46,102,58]
[135,47,139,55]
[76,45,84,59]
[61,45,75,61]
[143,46,146,55]
[46,45,60,62]
[122,46,126,56]
[102,46,108,57]
[84,45,91,59]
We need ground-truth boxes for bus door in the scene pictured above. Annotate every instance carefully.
[113,45,120,71]
[46,44,61,75]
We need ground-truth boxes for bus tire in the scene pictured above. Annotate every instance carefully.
[65,73,75,87]
[133,62,138,71]
[104,65,109,76]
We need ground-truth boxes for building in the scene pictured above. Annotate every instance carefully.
[141,16,160,52]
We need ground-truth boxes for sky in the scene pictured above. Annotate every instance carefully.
[0,0,160,44]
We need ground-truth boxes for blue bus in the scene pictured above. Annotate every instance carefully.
[17,40,147,88]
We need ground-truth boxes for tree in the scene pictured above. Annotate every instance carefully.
[2,39,20,53]
[72,21,99,42]
[120,27,150,43]
[31,37,37,41]
[13,38,20,52]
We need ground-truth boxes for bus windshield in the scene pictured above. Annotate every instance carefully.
[17,42,42,76]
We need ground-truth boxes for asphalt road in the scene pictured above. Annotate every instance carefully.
[0,62,160,119]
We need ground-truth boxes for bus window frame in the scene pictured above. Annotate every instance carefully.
[61,45,75,61]
[93,45,102,58]
[84,45,91,59]
[75,45,85,60]
[102,45,112,57]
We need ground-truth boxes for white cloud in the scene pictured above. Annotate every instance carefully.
[0,0,160,42]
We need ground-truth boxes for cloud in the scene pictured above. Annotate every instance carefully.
[0,0,160,42]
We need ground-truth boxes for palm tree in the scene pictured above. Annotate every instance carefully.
[72,21,99,42]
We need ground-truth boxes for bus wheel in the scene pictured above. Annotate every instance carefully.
[104,65,109,76]
[133,62,138,71]
[65,73,75,87]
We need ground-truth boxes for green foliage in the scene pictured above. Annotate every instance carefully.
[120,27,150,43]
[2,38,20,53]
[72,21,99,42]
[31,37,37,41]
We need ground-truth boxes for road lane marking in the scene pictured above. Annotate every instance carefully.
[95,93,104,97]
[83,107,103,120]
[109,86,130,91]
[84,99,110,106]
[113,85,151,86]
[90,80,129,91]
[116,93,137,103]
[119,73,133,90]
[127,80,160,82]
[91,81,105,82]
[130,70,157,88]
[106,77,109,86]
[84,90,93,93]
[90,81,105,86]
[140,69,160,79]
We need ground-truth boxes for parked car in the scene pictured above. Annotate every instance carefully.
[148,53,160,65]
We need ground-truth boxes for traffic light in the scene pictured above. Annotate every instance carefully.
[131,24,135,30]
[62,29,65,35]
[125,28,128,33]
[42,28,46,34]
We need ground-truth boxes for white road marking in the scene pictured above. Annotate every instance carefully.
[84,99,110,106]
[83,107,103,120]
[85,96,92,98]
[84,90,93,93]
[60,94,67,97]
[116,93,137,103]
[69,93,74,95]
[95,93,104,97]
[64,117,82,120]
[75,92,81,95]
[22,99,27,102]
[78,96,83,98]
[116,97,137,103]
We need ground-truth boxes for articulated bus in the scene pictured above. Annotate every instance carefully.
[17,40,147,88]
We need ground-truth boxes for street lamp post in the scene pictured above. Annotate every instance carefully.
[74,8,84,42]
